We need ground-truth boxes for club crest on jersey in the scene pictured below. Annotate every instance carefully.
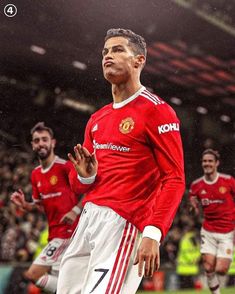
[50,175,58,185]
[226,248,232,255]
[219,186,227,194]
[119,117,134,134]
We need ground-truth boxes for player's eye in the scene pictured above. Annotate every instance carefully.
[102,48,108,56]
[114,47,124,52]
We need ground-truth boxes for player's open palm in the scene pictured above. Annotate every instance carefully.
[10,189,26,208]
[134,237,160,278]
[68,144,98,178]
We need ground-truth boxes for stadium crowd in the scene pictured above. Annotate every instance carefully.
[0,143,46,263]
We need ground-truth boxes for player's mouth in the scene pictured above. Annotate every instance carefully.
[203,166,213,172]
[204,166,212,169]
[38,147,48,154]
[104,61,114,67]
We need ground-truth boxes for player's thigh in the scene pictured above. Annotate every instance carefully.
[34,238,70,271]
[215,232,234,273]
[57,254,90,294]
[121,261,142,294]
[217,231,234,260]
[200,228,217,256]
[83,220,140,294]
[57,213,91,294]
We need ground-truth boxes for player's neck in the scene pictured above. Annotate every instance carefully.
[204,171,218,182]
[112,81,142,103]
[40,153,56,169]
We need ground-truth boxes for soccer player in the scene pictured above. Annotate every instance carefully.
[11,122,82,293]
[189,149,235,294]
[57,28,185,294]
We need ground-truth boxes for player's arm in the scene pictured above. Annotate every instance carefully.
[60,198,84,225]
[11,189,43,212]
[189,187,200,216]
[145,103,185,239]
[135,103,185,278]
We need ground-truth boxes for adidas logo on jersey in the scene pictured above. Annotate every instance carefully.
[158,123,179,134]
[201,189,207,195]
[92,124,98,132]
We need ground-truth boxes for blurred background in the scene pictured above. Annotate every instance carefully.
[0,0,234,293]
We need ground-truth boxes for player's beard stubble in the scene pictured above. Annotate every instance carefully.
[35,145,52,160]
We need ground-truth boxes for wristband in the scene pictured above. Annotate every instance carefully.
[72,206,82,215]
[142,226,162,244]
[77,174,96,184]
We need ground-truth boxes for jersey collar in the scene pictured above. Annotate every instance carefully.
[41,156,57,173]
[203,172,219,185]
[113,86,145,109]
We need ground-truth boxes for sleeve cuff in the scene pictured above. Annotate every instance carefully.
[142,226,162,243]
[77,174,96,184]
[72,206,82,215]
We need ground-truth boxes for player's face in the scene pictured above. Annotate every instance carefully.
[201,154,219,175]
[102,37,142,84]
[31,130,55,160]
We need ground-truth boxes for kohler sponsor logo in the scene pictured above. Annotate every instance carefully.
[158,123,179,134]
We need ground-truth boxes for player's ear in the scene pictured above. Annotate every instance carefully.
[216,160,220,168]
[134,54,146,68]
[52,138,56,148]
[31,140,35,151]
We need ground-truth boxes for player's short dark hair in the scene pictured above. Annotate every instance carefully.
[202,149,220,161]
[105,28,147,57]
[30,122,54,138]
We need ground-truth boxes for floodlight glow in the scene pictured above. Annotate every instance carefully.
[170,97,182,105]
[30,45,46,55]
[72,61,87,70]
[220,115,231,123]
[196,106,208,114]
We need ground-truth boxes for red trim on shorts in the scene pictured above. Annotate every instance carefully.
[105,222,137,294]
[116,227,138,293]
[105,222,129,294]
[37,274,48,288]
[52,239,69,262]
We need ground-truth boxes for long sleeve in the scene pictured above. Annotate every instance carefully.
[144,103,185,240]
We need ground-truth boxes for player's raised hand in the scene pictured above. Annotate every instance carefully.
[68,144,98,178]
[134,237,160,278]
[10,189,26,208]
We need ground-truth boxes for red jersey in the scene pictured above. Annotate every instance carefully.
[71,87,185,240]
[31,156,79,240]
[189,173,235,233]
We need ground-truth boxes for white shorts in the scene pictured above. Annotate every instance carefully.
[200,228,234,260]
[57,202,142,294]
[34,238,71,272]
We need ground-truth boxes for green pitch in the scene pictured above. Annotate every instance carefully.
[137,287,234,294]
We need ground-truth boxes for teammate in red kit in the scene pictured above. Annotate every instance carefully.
[57,28,185,294]
[189,149,235,294]
[11,122,82,293]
